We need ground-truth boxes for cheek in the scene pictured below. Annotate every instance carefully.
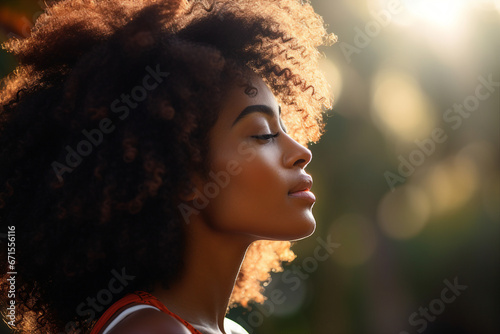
[198,146,315,240]
[202,156,285,233]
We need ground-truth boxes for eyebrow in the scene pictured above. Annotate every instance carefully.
[231,104,287,133]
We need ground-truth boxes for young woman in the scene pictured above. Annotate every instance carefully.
[0,0,336,333]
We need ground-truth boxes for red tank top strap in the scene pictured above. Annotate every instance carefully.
[90,291,202,334]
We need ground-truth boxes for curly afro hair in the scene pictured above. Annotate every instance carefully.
[0,0,336,332]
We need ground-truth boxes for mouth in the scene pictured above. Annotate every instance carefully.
[288,189,316,203]
[288,188,310,195]
[288,186,310,194]
[288,175,313,194]
[288,175,315,203]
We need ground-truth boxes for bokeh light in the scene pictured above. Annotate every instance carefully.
[377,185,431,239]
[371,68,436,142]
[420,152,479,217]
[1,0,499,334]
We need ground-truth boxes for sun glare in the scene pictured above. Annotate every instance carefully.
[399,0,468,28]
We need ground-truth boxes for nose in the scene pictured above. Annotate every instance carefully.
[282,133,313,169]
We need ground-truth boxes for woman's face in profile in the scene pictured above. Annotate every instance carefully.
[188,74,317,241]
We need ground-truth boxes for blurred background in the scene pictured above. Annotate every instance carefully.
[0,0,499,333]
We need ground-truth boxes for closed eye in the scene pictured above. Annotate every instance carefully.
[252,132,280,142]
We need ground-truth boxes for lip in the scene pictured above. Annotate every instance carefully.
[289,175,313,194]
[288,189,316,203]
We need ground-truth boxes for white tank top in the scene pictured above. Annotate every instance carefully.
[101,304,249,334]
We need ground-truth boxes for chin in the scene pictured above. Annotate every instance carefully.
[288,210,317,240]
[290,220,316,241]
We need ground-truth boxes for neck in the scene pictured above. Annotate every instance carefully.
[152,215,252,334]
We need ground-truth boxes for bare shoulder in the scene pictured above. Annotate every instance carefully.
[106,308,193,334]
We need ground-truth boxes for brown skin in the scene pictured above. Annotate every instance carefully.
[108,74,315,334]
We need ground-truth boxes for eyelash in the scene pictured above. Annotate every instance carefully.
[252,132,280,142]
